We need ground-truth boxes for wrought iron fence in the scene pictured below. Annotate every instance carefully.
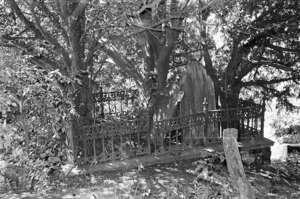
[206,105,264,141]
[74,98,265,165]
[75,118,150,164]
[92,88,139,121]
[153,113,206,155]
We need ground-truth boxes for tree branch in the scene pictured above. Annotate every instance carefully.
[36,1,70,46]
[264,42,300,53]
[83,39,99,68]
[5,0,43,39]
[1,37,66,74]
[260,57,300,71]
[242,77,295,87]
[132,0,163,16]
[29,2,71,70]
[99,41,145,88]
[132,23,164,32]
[59,0,69,25]
[71,0,89,20]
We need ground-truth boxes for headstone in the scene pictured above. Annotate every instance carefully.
[181,61,216,115]
[181,61,218,140]
[223,128,255,199]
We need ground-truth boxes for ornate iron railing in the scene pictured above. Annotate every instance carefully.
[93,89,138,103]
[206,105,264,141]
[75,118,150,164]
[153,113,206,155]
[74,99,265,164]
[92,88,138,120]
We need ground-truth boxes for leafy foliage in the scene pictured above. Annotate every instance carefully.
[1,0,300,195]
[186,0,300,107]
[0,50,73,191]
[270,108,300,143]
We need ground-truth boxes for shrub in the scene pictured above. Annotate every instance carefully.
[0,63,73,191]
[270,108,300,144]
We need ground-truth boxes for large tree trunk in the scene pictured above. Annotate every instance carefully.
[67,5,94,161]
[69,4,94,125]
[73,76,93,124]
[217,79,242,109]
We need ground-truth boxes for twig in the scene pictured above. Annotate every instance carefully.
[158,182,178,196]
[281,178,291,186]
[65,165,76,177]
[133,181,140,197]
[258,172,272,179]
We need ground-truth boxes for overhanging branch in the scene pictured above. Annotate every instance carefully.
[71,0,89,20]
[99,41,145,88]
[5,0,43,39]
[29,2,71,69]
[242,77,295,87]
[36,1,70,46]
[264,42,300,53]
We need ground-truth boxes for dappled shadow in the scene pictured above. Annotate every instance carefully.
[2,158,300,198]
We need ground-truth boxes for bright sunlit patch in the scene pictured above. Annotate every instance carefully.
[101,187,115,195]
[204,148,215,152]
[155,168,162,172]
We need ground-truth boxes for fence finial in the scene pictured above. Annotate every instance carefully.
[203,97,208,112]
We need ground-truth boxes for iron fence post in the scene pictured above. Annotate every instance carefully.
[203,98,209,144]
[146,112,152,155]
[261,96,266,138]
[100,87,104,119]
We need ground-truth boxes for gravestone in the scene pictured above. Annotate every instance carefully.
[223,128,255,199]
[181,61,216,114]
[180,61,218,140]
[154,61,216,122]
